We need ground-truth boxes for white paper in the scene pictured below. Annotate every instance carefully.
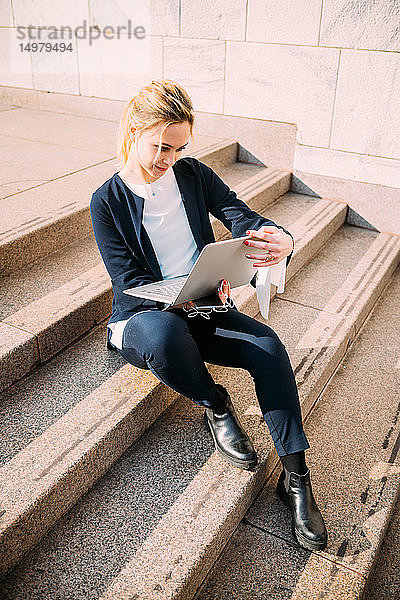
[255,258,287,319]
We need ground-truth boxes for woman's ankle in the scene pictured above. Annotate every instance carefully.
[280,450,308,475]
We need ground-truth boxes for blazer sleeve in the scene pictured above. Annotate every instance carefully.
[198,160,295,287]
[90,193,162,312]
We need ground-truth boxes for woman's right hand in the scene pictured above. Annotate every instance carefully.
[169,301,194,310]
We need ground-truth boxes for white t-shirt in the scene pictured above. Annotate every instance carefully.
[108,167,288,350]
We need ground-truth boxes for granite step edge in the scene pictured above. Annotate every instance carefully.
[0,213,394,580]
[0,171,292,393]
[193,267,400,600]
[97,246,400,600]
[0,140,247,276]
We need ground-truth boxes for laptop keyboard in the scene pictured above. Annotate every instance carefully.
[144,279,186,298]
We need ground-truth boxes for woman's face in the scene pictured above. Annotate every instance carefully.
[128,120,191,182]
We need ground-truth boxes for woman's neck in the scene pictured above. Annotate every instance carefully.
[120,163,159,185]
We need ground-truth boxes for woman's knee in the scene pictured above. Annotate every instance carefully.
[122,309,190,360]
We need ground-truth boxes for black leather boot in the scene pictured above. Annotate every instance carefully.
[276,467,328,551]
[204,384,257,470]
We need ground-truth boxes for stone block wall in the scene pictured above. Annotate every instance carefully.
[1,1,399,189]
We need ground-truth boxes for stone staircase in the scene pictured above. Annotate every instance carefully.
[0,106,399,599]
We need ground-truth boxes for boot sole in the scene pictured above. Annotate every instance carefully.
[276,478,328,551]
[203,412,258,471]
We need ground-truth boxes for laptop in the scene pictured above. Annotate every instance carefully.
[123,234,269,309]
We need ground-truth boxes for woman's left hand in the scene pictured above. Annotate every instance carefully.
[243,226,294,267]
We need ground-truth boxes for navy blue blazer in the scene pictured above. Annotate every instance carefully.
[90,156,294,337]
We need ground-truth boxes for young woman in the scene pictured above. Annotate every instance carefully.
[90,79,327,551]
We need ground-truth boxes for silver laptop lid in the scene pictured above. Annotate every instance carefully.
[173,235,269,305]
[122,235,269,305]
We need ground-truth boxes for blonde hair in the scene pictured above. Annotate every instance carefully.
[117,79,195,169]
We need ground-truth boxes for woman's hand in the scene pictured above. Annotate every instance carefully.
[168,301,194,310]
[243,226,294,267]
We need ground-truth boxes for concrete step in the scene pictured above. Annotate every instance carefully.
[0,108,117,198]
[0,104,239,277]
[0,222,398,592]
[363,492,400,600]
[0,106,224,198]
[195,263,400,600]
[92,228,400,600]
[0,192,337,576]
[0,163,292,392]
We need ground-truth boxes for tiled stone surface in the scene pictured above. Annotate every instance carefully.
[320,0,400,51]
[224,42,340,147]
[247,0,322,45]
[99,450,272,600]
[0,352,177,578]
[195,522,365,600]
[0,322,125,467]
[365,494,400,599]
[0,234,100,320]
[279,223,377,309]
[31,34,79,95]
[90,0,180,37]
[4,263,111,362]
[181,0,246,40]
[0,323,39,394]
[0,107,114,153]
[0,28,33,88]
[0,86,122,121]
[148,0,180,36]
[245,264,400,577]
[190,139,238,172]
[257,192,320,230]
[259,296,353,422]
[0,160,116,274]
[164,38,225,114]
[213,160,267,190]
[78,34,162,100]
[294,143,400,188]
[285,199,347,279]
[234,168,291,214]
[193,112,296,171]
[0,2,13,26]
[0,206,96,277]
[292,170,400,236]
[0,395,228,599]
[12,0,90,28]
[0,87,39,109]
[0,135,107,197]
[332,50,400,160]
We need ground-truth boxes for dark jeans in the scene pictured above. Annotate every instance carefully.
[116,306,310,457]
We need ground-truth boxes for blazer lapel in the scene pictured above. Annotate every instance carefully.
[113,175,163,279]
